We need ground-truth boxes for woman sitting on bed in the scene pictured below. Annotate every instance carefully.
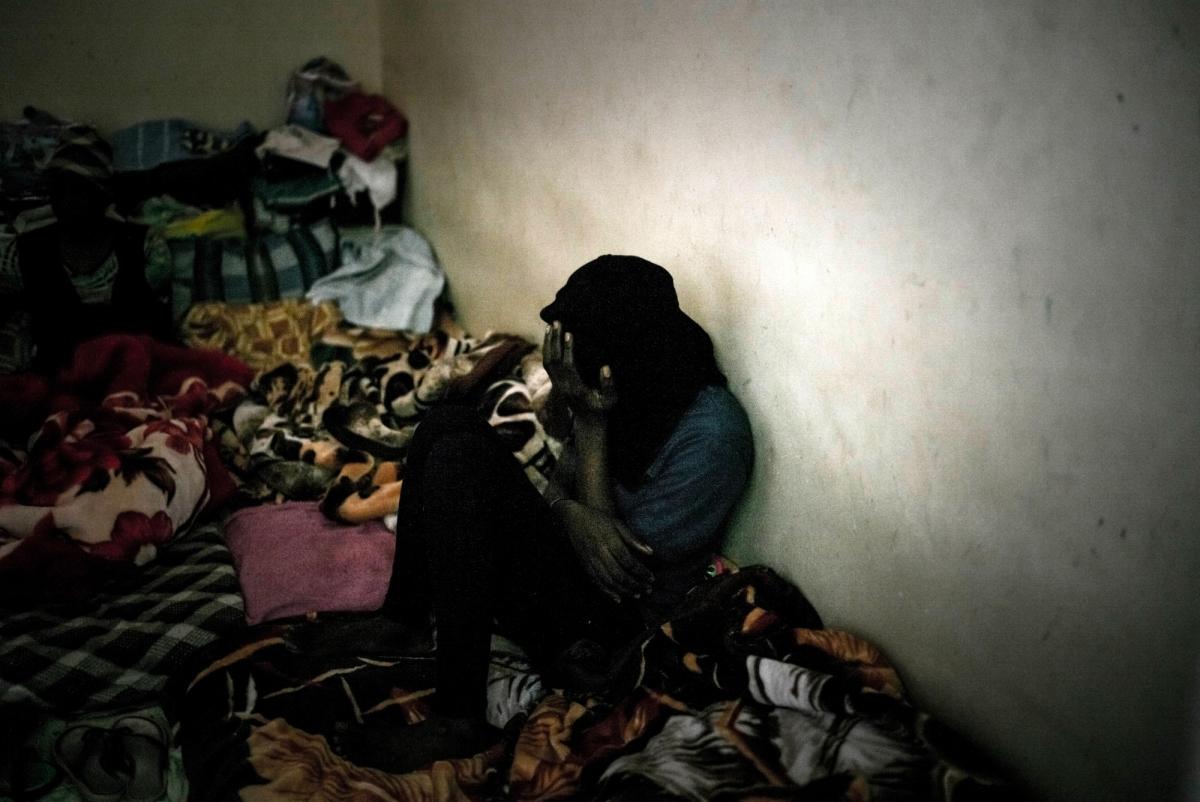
[339,254,754,770]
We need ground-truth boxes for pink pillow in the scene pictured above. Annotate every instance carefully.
[223,501,396,625]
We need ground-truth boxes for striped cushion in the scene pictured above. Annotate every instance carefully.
[168,220,338,321]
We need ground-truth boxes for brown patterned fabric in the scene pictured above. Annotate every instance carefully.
[174,624,526,802]
[509,692,666,801]
[502,567,1007,801]
[216,332,554,525]
[181,298,342,372]
[243,718,494,802]
[314,321,420,363]
[177,567,1015,802]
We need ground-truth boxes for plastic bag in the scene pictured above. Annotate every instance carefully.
[285,57,358,133]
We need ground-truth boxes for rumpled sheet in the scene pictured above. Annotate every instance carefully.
[174,566,1013,802]
[0,335,253,604]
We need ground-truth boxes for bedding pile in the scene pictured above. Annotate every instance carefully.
[0,58,437,802]
[214,328,557,525]
[173,567,1012,801]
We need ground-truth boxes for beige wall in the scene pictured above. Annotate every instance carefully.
[382,2,1200,800]
[0,0,383,134]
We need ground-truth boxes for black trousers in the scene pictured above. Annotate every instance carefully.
[382,405,638,717]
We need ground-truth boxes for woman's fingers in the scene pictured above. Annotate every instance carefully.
[592,556,627,602]
[617,524,654,557]
[604,552,646,598]
[599,364,614,393]
[544,320,563,364]
[589,537,653,601]
[563,330,575,368]
[591,364,618,410]
[607,526,654,595]
[612,553,654,596]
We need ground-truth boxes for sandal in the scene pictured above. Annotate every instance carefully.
[53,726,128,802]
[111,716,168,802]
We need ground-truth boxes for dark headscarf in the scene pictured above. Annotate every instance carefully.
[539,255,725,486]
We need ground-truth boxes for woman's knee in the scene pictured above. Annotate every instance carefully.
[407,405,498,473]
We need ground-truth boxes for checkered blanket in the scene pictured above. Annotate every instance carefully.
[0,518,245,713]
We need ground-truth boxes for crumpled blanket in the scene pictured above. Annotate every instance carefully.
[181,297,343,373]
[307,226,445,332]
[216,330,559,524]
[242,718,497,802]
[175,566,1013,802]
[0,335,253,605]
[174,625,535,802]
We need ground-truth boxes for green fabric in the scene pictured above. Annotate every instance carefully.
[143,231,174,293]
[252,170,341,209]
[65,252,118,305]
[130,197,194,230]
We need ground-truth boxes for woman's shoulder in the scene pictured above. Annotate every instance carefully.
[681,384,751,438]
[649,384,753,476]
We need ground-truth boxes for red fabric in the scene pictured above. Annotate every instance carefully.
[0,336,254,605]
[0,335,253,442]
[51,335,255,413]
[323,93,408,162]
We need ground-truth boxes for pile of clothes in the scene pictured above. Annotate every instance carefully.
[0,57,429,377]
[0,55,462,602]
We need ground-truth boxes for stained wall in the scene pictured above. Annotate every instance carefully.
[379,3,1200,799]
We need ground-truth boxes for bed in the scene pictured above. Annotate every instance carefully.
[0,313,1012,802]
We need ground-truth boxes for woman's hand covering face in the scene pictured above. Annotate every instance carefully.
[543,321,617,417]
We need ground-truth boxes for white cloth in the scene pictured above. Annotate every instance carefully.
[336,152,398,212]
[255,125,341,168]
[306,226,444,332]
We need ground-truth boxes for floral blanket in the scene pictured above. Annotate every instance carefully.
[174,566,1013,802]
[0,335,253,605]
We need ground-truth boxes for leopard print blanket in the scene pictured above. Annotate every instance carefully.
[216,330,561,524]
